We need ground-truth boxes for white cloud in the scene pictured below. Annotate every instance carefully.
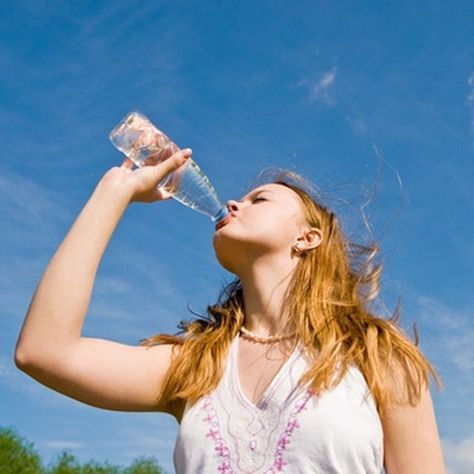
[0,356,12,378]
[317,68,337,89]
[0,167,72,241]
[344,114,368,135]
[296,67,337,104]
[448,334,474,373]
[1,358,93,410]
[416,295,474,374]
[310,67,337,103]
[90,420,178,473]
[416,295,469,331]
[443,437,474,474]
[403,293,474,472]
[42,440,84,450]
[467,72,474,132]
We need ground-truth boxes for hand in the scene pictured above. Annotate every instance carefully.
[101,148,193,204]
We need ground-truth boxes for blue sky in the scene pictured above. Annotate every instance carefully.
[1,1,473,473]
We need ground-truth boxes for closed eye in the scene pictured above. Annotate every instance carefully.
[253,197,267,203]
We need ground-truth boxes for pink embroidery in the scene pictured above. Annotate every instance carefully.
[201,396,235,474]
[266,389,314,473]
[201,389,313,473]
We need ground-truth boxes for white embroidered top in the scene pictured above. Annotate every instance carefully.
[173,335,384,473]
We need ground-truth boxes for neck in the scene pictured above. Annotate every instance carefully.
[238,253,298,337]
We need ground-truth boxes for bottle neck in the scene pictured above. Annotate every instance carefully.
[214,207,229,223]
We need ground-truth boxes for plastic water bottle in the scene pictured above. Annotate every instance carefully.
[109,111,228,224]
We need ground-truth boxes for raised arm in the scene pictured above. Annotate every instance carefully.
[14,149,192,415]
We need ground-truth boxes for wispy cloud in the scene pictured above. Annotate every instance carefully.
[0,168,74,330]
[416,295,469,331]
[311,67,337,101]
[0,356,12,378]
[467,72,474,133]
[0,168,72,235]
[83,418,178,473]
[344,113,368,135]
[42,440,84,450]
[416,295,474,375]
[405,291,474,459]
[296,67,338,104]
[443,437,474,474]
[1,353,92,409]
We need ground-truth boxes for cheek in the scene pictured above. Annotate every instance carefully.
[252,216,297,246]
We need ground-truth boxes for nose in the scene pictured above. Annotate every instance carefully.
[226,199,239,213]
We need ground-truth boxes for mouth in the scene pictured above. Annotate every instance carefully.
[215,214,233,231]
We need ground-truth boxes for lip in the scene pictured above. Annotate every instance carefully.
[215,212,235,231]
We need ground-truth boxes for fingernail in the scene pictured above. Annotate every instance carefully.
[184,148,192,154]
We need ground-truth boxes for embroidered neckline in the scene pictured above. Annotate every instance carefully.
[232,336,302,411]
[200,388,314,473]
[196,336,315,473]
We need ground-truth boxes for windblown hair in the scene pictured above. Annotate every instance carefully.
[140,169,443,418]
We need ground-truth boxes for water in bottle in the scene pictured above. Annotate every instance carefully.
[109,111,228,224]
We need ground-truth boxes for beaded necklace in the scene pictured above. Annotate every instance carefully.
[239,326,297,344]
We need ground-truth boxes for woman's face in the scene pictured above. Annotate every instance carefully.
[212,183,307,273]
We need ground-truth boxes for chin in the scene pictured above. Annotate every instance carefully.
[213,244,236,273]
[212,237,245,275]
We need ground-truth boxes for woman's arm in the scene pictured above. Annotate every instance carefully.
[14,149,191,413]
[381,384,446,474]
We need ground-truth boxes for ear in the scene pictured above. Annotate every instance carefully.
[298,227,323,250]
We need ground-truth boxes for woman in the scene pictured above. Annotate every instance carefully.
[15,149,446,473]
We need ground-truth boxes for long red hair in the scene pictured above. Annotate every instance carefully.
[140,169,443,418]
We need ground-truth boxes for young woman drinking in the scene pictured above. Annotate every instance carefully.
[15,148,446,473]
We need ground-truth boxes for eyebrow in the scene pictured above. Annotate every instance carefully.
[239,189,275,201]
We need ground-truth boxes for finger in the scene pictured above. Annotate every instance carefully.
[120,157,134,169]
[156,148,192,175]
[174,148,193,161]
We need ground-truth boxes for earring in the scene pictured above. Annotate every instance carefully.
[292,243,305,255]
